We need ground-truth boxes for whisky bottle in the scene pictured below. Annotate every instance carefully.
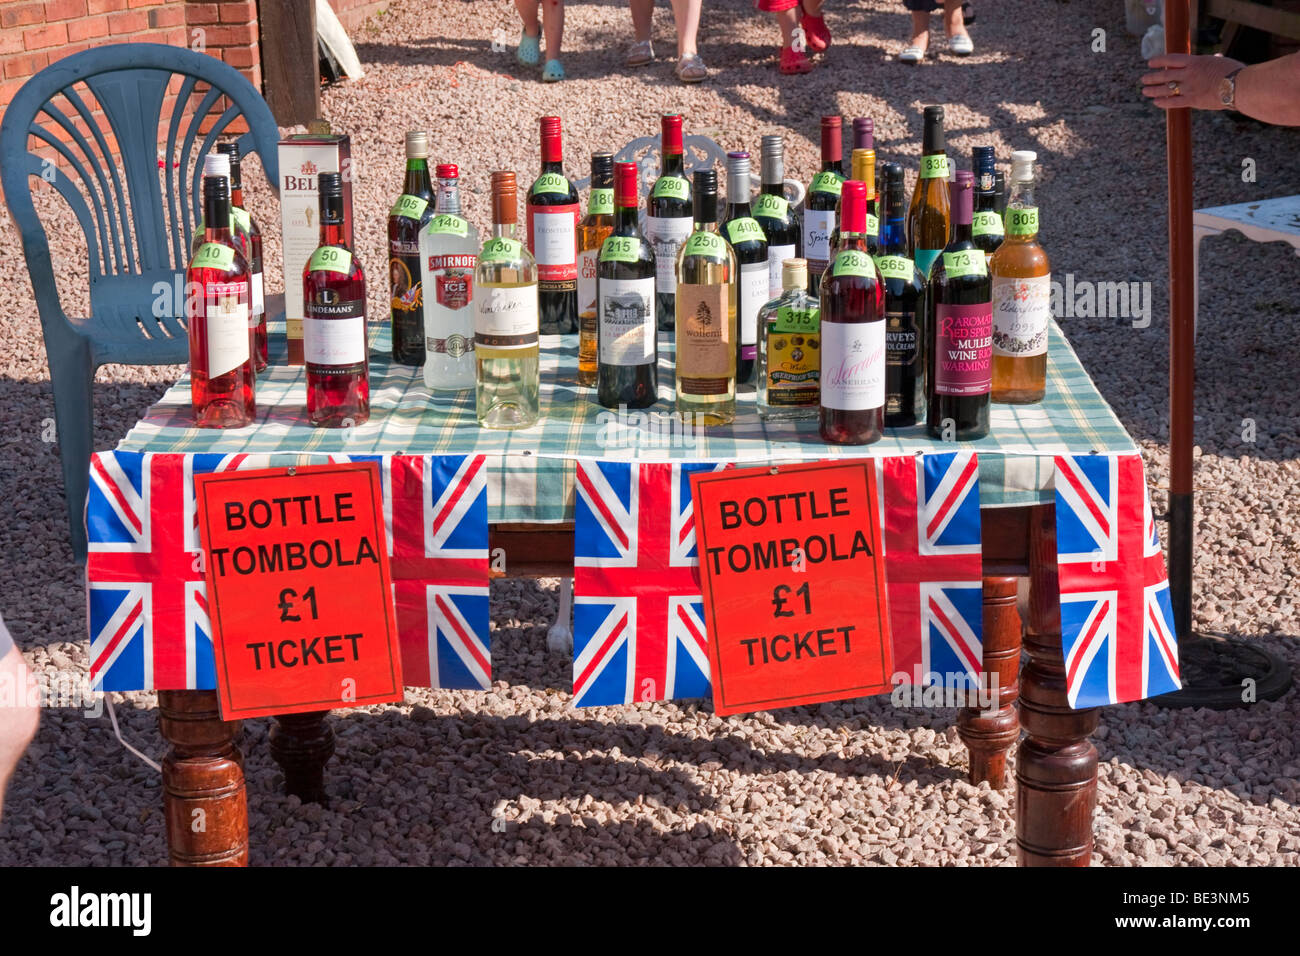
[757,257,820,421]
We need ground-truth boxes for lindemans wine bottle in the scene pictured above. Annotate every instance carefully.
[908,105,952,280]
[597,161,657,409]
[971,145,1004,257]
[388,130,435,366]
[304,172,369,427]
[526,116,579,334]
[875,162,926,428]
[188,153,255,427]
[476,171,540,428]
[926,170,991,440]
[804,115,843,296]
[723,150,767,385]
[646,114,693,332]
[675,168,737,426]
[819,180,885,445]
[752,134,799,299]
[578,153,616,386]
[420,163,479,391]
[990,150,1050,404]
[215,142,265,371]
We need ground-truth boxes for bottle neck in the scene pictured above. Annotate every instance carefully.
[404,158,432,197]
[881,193,906,254]
[319,194,347,247]
[615,204,639,233]
[662,150,684,177]
[952,220,973,243]
[974,188,998,211]
[725,199,752,219]
[821,157,841,176]
[492,222,517,240]
[437,179,462,216]
[230,185,246,209]
[694,216,719,234]
[203,188,230,240]
[837,233,869,254]
[540,159,564,176]
[1009,180,1036,208]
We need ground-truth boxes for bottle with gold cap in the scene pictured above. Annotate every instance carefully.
[389,130,435,366]
[831,145,878,257]
[475,171,539,429]
[757,257,820,421]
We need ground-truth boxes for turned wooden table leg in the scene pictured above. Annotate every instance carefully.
[1016,505,1100,866]
[269,711,334,805]
[158,690,247,867]
[958,575,1023,789]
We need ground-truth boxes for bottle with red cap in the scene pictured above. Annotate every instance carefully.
[526,116,580,334]
[803,115,844,297]
[420,162,479,391]
[645,114,693,332]
[596,161,657,409]
[819,179,885,445]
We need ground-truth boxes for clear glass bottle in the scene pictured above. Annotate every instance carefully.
[420,163,479,391]
[757,257,820,421]
[675,168,737,426]
[578,152,616,386]
[990,150,1050,404]
[475,171,540,428]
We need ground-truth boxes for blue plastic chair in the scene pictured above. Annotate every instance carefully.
[0,43,282,562]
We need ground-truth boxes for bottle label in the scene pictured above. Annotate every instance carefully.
[598,277,655,365]
[942,248,987,279]
[599,235,641,264]
[644,215,693,294]
[532,172,571,196]
[391,194,429,220]
[427,213,468,237]
[802,209,836,267]
[475,284,539,350]
[527,205,579,281]
[204,280,250,378]
[426,333,474,357]
[1006,207,1039,236]
[578,248,599,318]
[251,270,265,319]
[810,171,843,196]
[725,217,765,245]
[767,243,797,299]
[992,274,1051,357]
[820,321,885,411]
[389,237,420,257]
[772,303,819,334]
[765,317,819,407]
[753,193,789,219]
[972,210,1004,238]
[683,231,727,258]
[588,188,614,216]
[652,176,690,201]
[874,255,914,281]
[304,298,366,367]
[885,310,919,416]
[865,213,879,239]
[920,154,950,179]
[308,246,352,275]
[914,248,942,279]
[480,237,523,263]
[193,242,235,273]
[232,208,251,233]
[433,266,474,310]
[934,302,993,396]
[390,253,422,319]
[677,283,731,385]
[739,261,767,355]
[832,248,877,279]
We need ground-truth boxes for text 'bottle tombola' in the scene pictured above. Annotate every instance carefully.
[420,163,479,391]
[646,113,693,332]
[577,152,616,387]
[990,149,1050,404]
[526,116,579,334]
[596,161,658,409]
[388,130,435,366]
[908,105,951,281]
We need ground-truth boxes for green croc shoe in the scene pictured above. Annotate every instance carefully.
[542,58,566,82]
[517,29,540,66]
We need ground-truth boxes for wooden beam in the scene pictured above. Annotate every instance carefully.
[1205,0,1300,40]
[258,0,320,127]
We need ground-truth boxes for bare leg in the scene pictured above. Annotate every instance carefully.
[910,10,929,51]
[515,0,540,38]
[776,7,798,45]
[541,0,565,61]
[669,0,701,58]
[631,0,654,43]
[802,0,823,14]
[944,0,968,38]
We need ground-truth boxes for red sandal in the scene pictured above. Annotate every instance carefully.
[780,45,815,74]
[800,4,831,52]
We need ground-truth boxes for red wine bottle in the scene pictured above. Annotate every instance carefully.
[646,114,693,332]
[596,161,658,409]
[215,142,265,371]
[526,116,580,334]
[926,170,991,440]
[303,171,369,427]
[723,150,767,385]
[804,115,843,297]
[819,180,884,445]
[971,145,1004,257]
[876,162,927,428]
[388,130,435,366]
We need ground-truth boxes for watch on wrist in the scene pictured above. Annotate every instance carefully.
[1220,67,1244,109]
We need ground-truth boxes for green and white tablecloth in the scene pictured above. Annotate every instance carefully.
[117,319,1135,522]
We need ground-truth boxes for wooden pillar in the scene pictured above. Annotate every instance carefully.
[269,711,334,805]
[957,575,1022,789]
[258,0,321,127]
[158,690,248,867]
[1016,505,1099,866]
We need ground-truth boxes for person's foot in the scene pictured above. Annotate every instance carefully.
[800,7,831,52]
[517,28,540,66]
[780,45,815,74]
[542,58,566,81]
[898,31,927,64]
[676,53,708,83]
[625,39,654,67]
[947,32,973,56]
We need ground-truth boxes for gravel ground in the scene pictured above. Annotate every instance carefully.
[1,0,1298,866]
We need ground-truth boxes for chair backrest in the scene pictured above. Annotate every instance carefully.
[0,43,281,349]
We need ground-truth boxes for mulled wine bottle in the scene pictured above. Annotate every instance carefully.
[526,116,580,334]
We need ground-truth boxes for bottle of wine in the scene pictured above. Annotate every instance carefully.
[875,162,927,428]
[645,114,693,332]
[722,150,768,385]
[908,105,952,281]
[757,257,820,421]
[831,147,878,256]
[420,163,479,391]
[971,145,1004,257]
[578,152,616,387]
[993,170,1008,218]
[926,170,991,440]
[476,171,540,428]
[990,150,1050,404]
[188,154,255,428]
[675,168,737,426]
[526,116,579,334]
[388,131,435,366]
[304,171,369,427]
[215,142,265,371]
[820,181,884,445]
[852,117,880,240]
[597,161,658,409]
[752,134,799,300]
[804,115,843,296]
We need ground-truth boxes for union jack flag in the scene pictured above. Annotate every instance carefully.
[881,452,984,687]
[1054,453,1181,707]
[572,461,721,707]
[87,452,268,691]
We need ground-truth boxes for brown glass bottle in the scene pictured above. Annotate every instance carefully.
[577,153,615,386]
[907,105,952,282]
